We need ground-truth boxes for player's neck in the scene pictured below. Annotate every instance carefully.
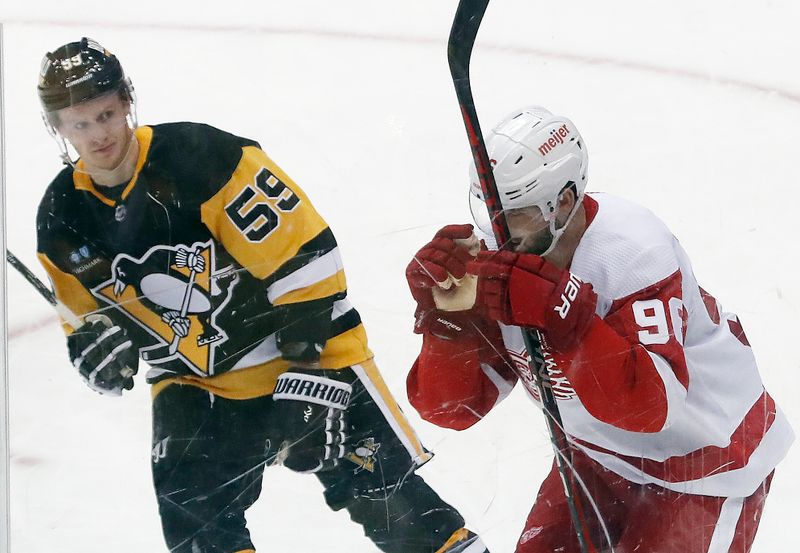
[88,134,140,188]
[545,203,586,269]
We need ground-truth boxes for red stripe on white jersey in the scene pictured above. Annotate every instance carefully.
[574,391,776,483]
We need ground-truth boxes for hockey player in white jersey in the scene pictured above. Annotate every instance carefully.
[404,106,794,553]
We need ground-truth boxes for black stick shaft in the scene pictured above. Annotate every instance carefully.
[6,250,56,306]
[5,250,85,331]
[447,2,594,552]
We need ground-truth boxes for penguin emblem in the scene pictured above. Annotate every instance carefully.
[92,240,237,375]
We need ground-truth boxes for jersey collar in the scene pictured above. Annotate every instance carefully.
[72,125,154,206]
[583,193,599,228]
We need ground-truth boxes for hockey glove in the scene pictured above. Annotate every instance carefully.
[67,314,138,396]
[469,251,598,351]
[272,369,352,473]
[406,224,482,339]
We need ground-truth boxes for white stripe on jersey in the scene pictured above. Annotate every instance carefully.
[480,363,515,407]
[332,298,353,320]
[266,247,344,304]
[230,332,281,371]
[706,496,744,553]
[644,350,687,431]
[573,411,793,497]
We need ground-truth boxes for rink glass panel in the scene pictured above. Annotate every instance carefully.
[2,3,799,552]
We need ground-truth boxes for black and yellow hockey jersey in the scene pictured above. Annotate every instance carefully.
[37,123,373,399]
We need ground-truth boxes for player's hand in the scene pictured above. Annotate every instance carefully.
[468,251,597,351]
[162,311,190,338]
[406,224,483,337]
[67,314,138,396]
[272,369,351,473]
[174,247,205,273]
[406,224,480,305]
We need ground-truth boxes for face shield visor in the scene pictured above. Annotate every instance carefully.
[42,83,138,177]
[468,178,582,256]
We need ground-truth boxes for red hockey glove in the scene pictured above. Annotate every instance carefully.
[406,224,481,338]
[469,251,597,351]
[406,224,477,306]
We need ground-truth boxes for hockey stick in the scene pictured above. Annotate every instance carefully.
[6,250,135,378]
[6,250,82,329]
[447,2,598,552]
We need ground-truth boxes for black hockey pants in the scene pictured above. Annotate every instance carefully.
[150,366,464,552]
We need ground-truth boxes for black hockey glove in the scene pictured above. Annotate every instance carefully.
[67,314,138,396]
[272,369,352,473]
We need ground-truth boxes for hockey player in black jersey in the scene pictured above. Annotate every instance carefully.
[35,37,488,553]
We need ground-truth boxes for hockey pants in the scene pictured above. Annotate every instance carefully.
[151,363,465,552]
[516,448,773,553]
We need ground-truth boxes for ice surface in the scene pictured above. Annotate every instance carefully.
[2,1,798,551]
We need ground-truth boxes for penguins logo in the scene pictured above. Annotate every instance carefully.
[91,240,238,376]
[346,437,381,473]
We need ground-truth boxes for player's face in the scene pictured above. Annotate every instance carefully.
[505,205,554,255]
[55,93,133,171]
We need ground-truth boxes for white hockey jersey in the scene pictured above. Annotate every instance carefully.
[408,192,793,499]
[497,192,793,497]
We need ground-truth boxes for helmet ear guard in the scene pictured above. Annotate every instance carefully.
[468,106,588,254]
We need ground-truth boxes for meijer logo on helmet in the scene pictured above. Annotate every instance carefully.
[537,124,571,156]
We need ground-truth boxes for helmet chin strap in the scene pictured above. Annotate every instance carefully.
[41,112,75,168]
[538,191,583,257]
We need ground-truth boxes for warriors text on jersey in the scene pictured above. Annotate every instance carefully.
[408,193,793,497]
[38,123,372,399]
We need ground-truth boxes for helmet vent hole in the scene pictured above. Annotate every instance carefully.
[514,155,524,165]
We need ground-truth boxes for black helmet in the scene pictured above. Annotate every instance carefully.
[37,37,128,113]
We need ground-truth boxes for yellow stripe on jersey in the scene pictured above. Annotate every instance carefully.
[435,528,470,553]
[200,146,330,282]
[37,252,99,333]
[151,356,293,400]
[353,359,432,465]
[151,323,373,400]
[320,323,372,368]
[72,126,154,205]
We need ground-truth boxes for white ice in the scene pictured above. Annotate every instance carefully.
[1,1,799,551]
